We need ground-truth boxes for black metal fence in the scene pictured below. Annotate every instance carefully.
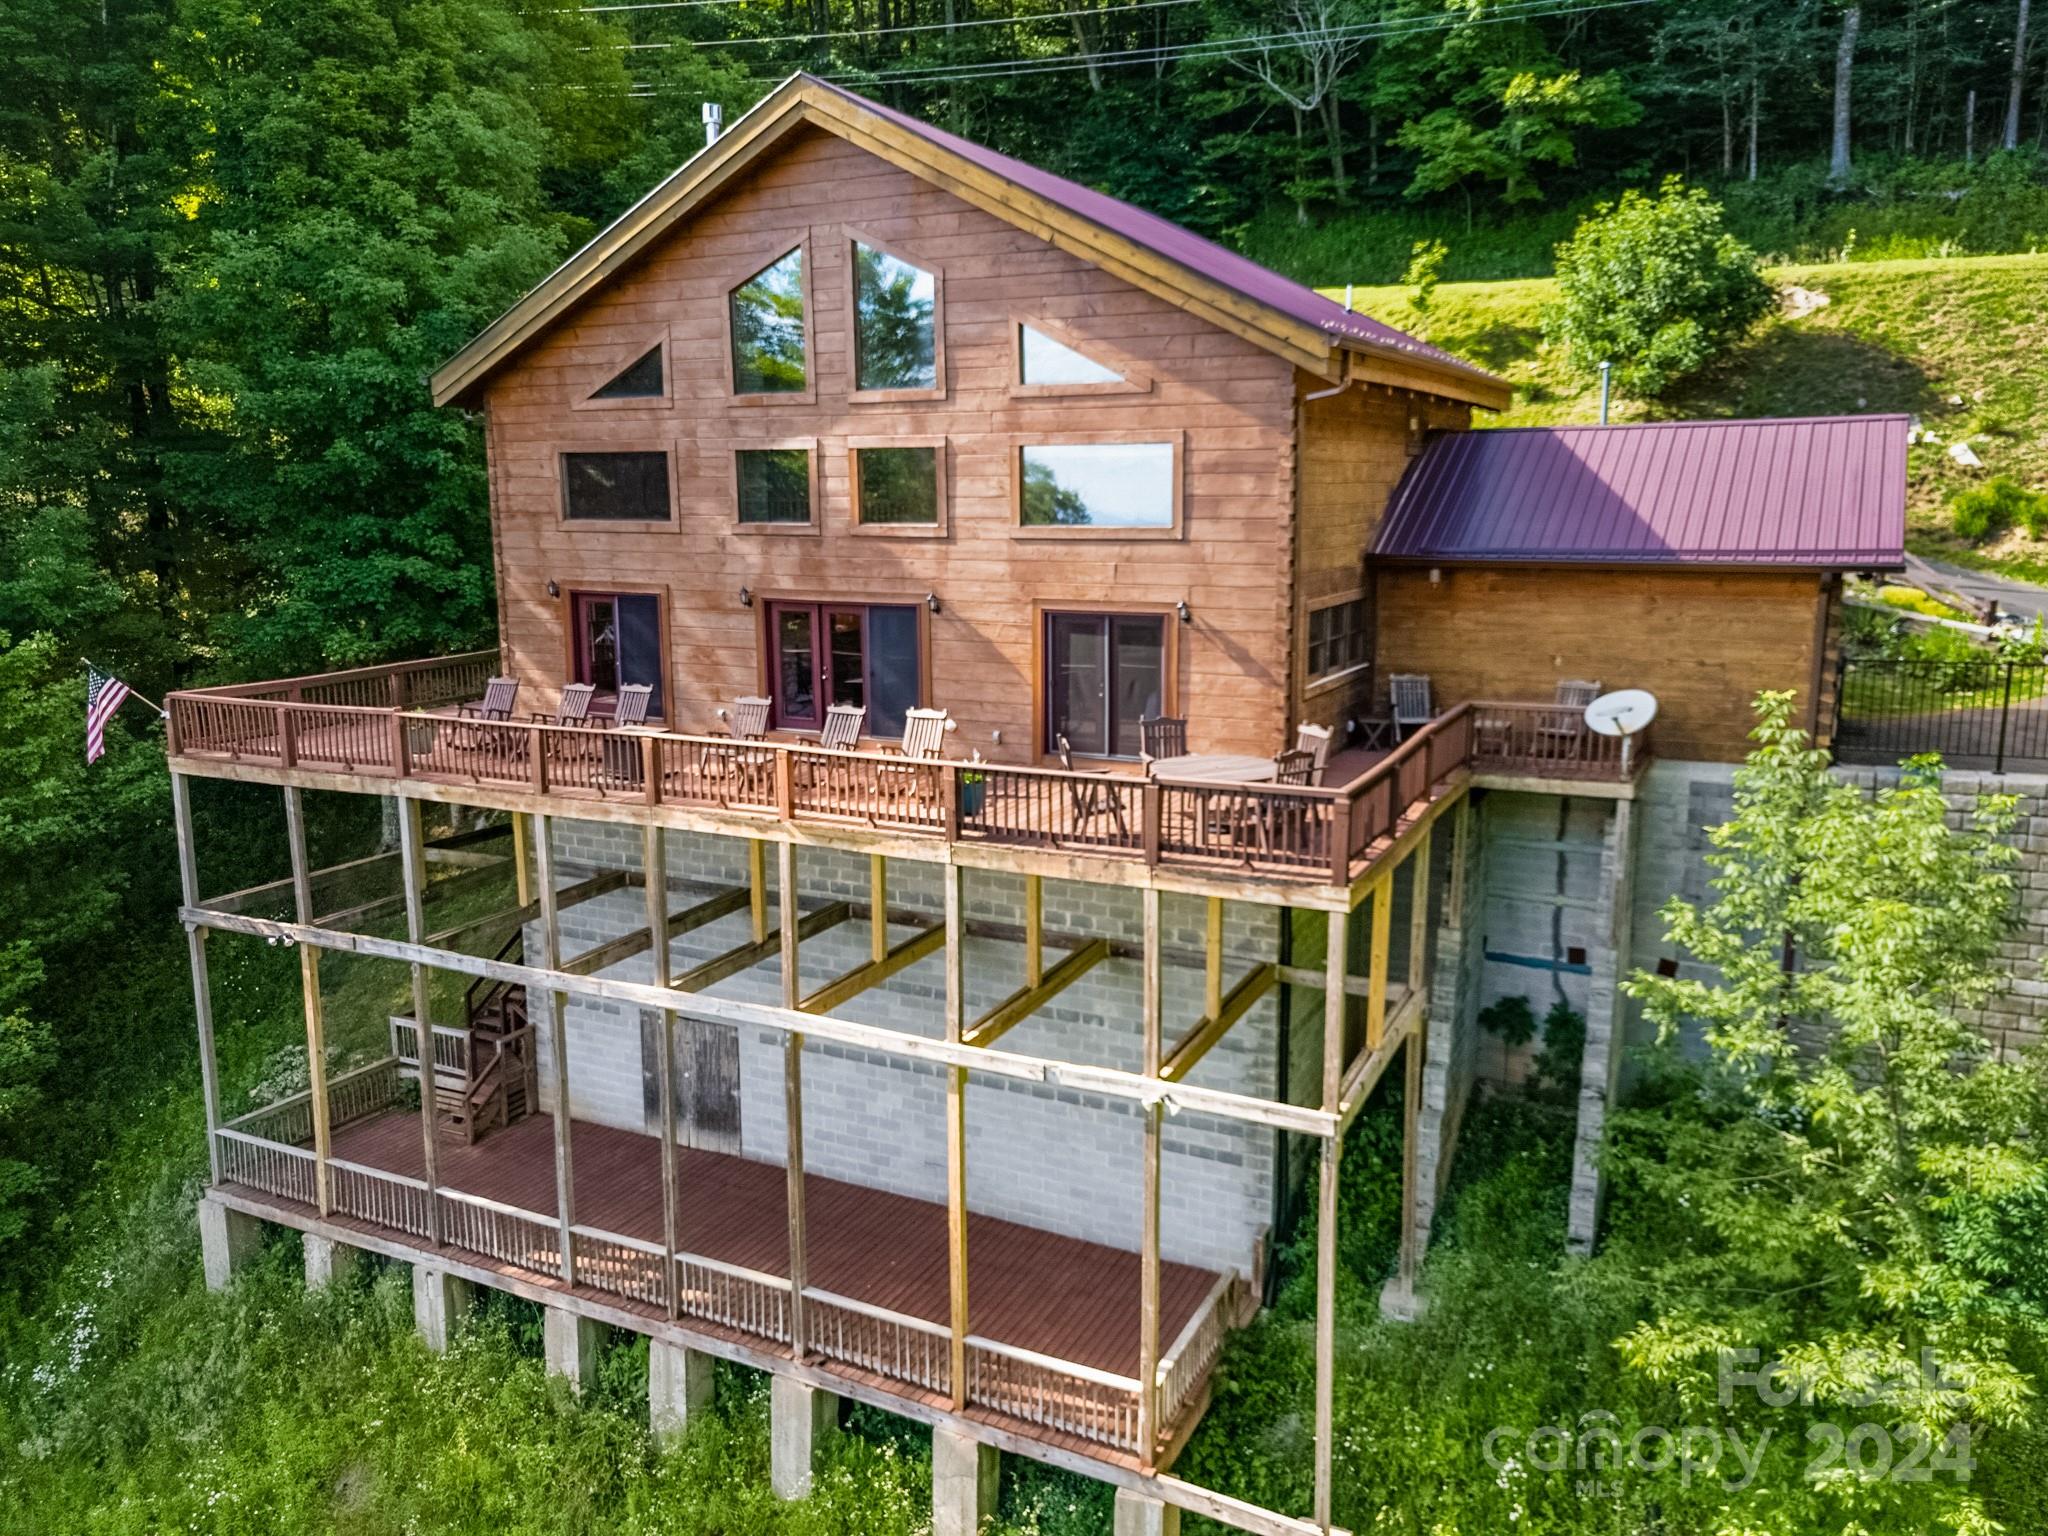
[1835,658,2048,772]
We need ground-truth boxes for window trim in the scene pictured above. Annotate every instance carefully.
[847,436,948,538]
[555,445,681,531]
[1010,431,1184,541]
[1302,589,1371,698]
[844,227,947,404]
[731,439,820,535]
[559,582,671,723]
[721,236,817,406]
[753,592,933,741]
[1008,312,1152,399]
[1031,600,1179,764]
[571,328,672,411]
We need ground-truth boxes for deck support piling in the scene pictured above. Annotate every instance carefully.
[1312,905,1348,1532]
[1204,897,1224,1020]
[1113,1489,1182,1536]
[931,1426,998,1536]
[198,1194,261,1290]
[543,1306,603,1394]
[779,842,809,1359]
[533,813,578,1287]
[303,1232,361,1290]
[748,838,768,942]
[1397,830,1433,1298]
[283,786,334,1216]
[171,774,226,1184]
[769,1375,838,1499]
[869,854,888,962]
[412,1264,474,1352]
[1136,887,1165,1471]
[649,1339,715,1446]
[512,811,532,905]
[1024,874,1043,987]
[645,826,680,1319]
[397,797,444,1244]
[944,863,969,1407]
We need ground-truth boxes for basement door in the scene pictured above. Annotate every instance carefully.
[640,1011,742,1155]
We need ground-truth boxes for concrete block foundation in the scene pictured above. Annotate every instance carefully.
[198,1195,263,1291]
[770,1375,839,1499]
[1112,1489,1181,1536]
[543,1307,602,1394]
[931,1425,998,1536]
[411,1265,474,1352]
[302,1232,362,1290]
[649,1339,716,1447]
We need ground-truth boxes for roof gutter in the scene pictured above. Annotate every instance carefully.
[1302,353,1353,403]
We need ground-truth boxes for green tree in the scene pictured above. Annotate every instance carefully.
[1545,176,1773,398]
[1614,694,2043,1529]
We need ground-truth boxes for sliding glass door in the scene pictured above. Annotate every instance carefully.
[1045,612,1164,758]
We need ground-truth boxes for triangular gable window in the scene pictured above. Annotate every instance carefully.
[1019,323,1122,387]
[592,345,663,400]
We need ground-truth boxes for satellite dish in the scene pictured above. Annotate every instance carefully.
[1585,689,1658,773]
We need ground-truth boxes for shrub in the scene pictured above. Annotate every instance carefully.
[1950,476,2048,542]
[1544,177,1773,398]
[1476,993,1536,1047]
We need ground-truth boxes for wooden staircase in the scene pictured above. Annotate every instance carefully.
[404,930,538,1145]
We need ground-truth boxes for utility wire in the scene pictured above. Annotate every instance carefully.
[607,0,1199,49]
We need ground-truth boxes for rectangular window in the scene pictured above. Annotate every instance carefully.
[1045,612,1165,759]
[766,602,921,738]
[736,447,813,525]
[1019,443,1173,529]
[853,241,937,392]
[562,452,670,522]
[1307,598,1367,679]
[854,445,939,526]
[572,591,664,717]
[729,248,807,394]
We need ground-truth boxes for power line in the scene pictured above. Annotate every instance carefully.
[608,0,1198,50]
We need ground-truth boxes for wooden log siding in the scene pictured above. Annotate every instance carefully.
[475,129,1302,762]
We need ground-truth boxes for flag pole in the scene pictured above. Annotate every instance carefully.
[82,658,168,718]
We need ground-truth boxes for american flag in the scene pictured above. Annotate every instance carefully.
[86,664,133,765]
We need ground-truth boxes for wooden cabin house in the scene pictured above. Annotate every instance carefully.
[169,75,1906,1536]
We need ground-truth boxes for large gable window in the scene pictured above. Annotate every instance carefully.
[562,451,671,522]
[1018,442,1176,531]
[1019,323,1121,387]
[852,240,938,393]
[766,601,922,737]
[729,248,807,394]
[591,345,663,400]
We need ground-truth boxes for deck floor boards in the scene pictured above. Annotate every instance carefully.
[328,1108,1218,1379]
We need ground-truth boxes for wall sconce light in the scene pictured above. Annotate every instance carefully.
[925,592,941,614]
[545,579,560,599]
[1176,599,1192,624]
[739,586,753,608]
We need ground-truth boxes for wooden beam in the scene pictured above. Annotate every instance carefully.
[1137,887,1165,1471]
[869,855,888,964]
[1160,963,1276,1084]
[1337,987,1423,1132]
[1406,830,1433,994]
[1024,875,1043,988]
[282,787,333,1217]
[671,902,852,992]
[1204,898,1224,1020]
[562,885,748,977]
[313,858,503,932]
[748,838,767,943]
[1314,906,1347,1532]
[962,938,1111,1049]
[779,842,807,1358]
[799,923,944,1015]
[944,864,968,1408]
[183,905,1339,1139]
[1364,873,1393,1051]
[171,774,225,1185]
[512,812,532,905]
[645,826,680,1321]
[397,798,444,1245]
[422,869,633,952]
[533,813,578,1287]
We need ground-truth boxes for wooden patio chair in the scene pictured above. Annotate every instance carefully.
[598,682,655,729]
[1057,735,1129,839]
[1272,748,1318,786]
[699,695,773,790]
[1388,674,1433,740]
[1138,715,1188,768]
[799,703,867,797]
[1293,722,1332,784]
[876,707,952,811]
[530,682,596,727]
[458,677,519,721]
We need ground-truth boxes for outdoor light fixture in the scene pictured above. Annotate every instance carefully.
[739,586,753,608]
[926,592,941,614]
[546,579,560,599]
[1176,600,1191,624]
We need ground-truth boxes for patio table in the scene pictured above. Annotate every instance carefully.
[1148,753,1277,785]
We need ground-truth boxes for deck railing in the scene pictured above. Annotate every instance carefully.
[965,1337,1144,1453]
[1156,1272,1236,1432]
[1464,700,1646,779]
[803,1286,953,1396]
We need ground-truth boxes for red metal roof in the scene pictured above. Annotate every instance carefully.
[1370,415,1909,569]
[808,76,1496,387]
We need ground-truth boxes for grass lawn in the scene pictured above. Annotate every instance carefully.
[1325,253,2048,579]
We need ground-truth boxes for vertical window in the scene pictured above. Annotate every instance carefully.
[562,452,671,522]
[736,447,813,525]
[1019,323,1122,387]
[1045,613,1164,758]
[1307,598,1367,679]
[729,248,807,394]
[853,445,939,527]
[591,346,663,400]
[852,241,937,392]
[1019,443,1174,529]
[572,592,664,717]
[766,602,921,738]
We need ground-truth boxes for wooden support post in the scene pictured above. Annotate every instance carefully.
[171,774,226,1185]
[869,854,888,964]
[749,838,768,943]
[1024,875,1043,988]
[1204,897,1224,1021]
[1314,905,1348,1532]
[944,863,969,1408]
[1406,830,1433,995]
[779,841,807,1358]
[1364,874,1393,1051]
[396,798,444,1245]
[1137,887,1165,1470]
[533,813,577,1287]
[1399,1021,1424,1294]
[646,825,680,1320]
[512,811,532,906]
[283,787,333,1217]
